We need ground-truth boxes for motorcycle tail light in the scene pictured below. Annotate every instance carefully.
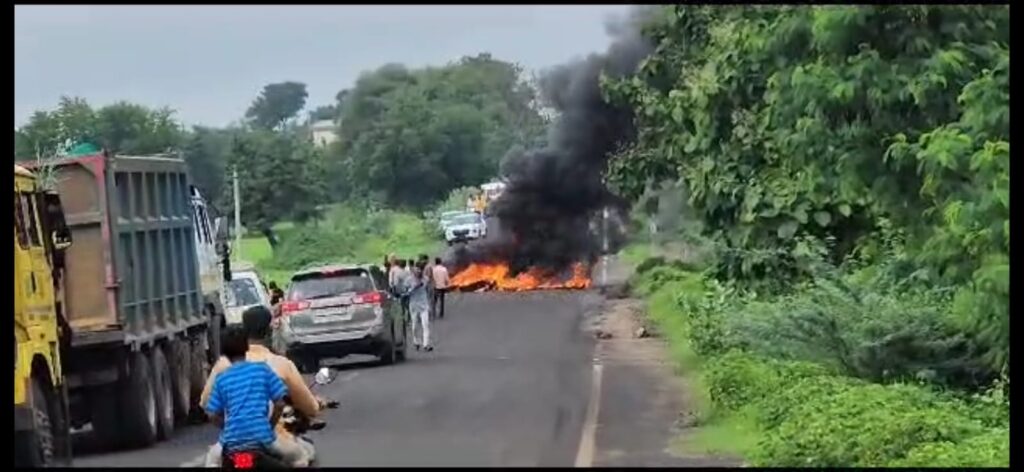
[231,452,255,469]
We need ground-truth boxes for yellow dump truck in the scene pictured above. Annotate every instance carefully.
[14,164,74,467]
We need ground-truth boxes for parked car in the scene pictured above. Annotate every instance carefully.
[275,264,408,372]
[437,210,464,236]
[444,212,487,245]
[224,269,272,325]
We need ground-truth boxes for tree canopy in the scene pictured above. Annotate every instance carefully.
[245,81,309,130]
[327,54,548,208]
[15,96,183,159]
[604,5,1009,371]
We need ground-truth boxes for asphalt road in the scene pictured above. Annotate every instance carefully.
[72,291,601,467]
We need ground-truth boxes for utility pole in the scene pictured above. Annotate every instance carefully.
[601,207,609,287]
[233,167,242,259]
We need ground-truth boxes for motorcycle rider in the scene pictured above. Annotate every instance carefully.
[200,306,323,467]
[206,325,293,465]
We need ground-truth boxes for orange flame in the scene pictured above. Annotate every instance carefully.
[450,262,591,292]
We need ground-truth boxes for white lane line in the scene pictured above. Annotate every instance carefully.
[574,363,604,468]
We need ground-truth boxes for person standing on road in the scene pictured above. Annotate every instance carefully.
[419,254,436,320]
[408,260,433,351]
[395,259,412,321]
[431,257,450,319]
[268,281,284,306]
[387,254,400,292]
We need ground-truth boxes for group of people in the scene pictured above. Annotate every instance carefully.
[382,254,450,352]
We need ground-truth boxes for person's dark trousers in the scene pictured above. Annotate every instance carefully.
[401,296,410,323]
[433,288,447,319]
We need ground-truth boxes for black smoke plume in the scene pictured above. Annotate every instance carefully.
[452,7,655,275]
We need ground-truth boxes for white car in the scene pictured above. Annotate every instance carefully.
[444,212,487,245]
[224,269,272,325]
[438,210,463,233]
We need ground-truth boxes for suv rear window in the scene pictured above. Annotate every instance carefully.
[287,269,375,301]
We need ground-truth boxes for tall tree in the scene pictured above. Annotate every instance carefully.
[226,130,325,247]
[328,54,547,208]
[245,81,309,130]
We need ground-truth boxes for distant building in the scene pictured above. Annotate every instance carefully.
[310,120,339,147]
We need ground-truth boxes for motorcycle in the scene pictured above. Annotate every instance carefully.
[220,367,341,469]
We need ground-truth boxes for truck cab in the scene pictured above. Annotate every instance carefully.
[14,164,73,467]
[189,186,230,354]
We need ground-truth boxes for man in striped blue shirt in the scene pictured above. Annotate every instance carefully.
[206,325,296,464]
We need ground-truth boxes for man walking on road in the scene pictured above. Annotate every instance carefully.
[408,260,433,351]
[431,257,450,319]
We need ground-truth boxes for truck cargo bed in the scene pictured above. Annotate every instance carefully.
[28,153,206,347]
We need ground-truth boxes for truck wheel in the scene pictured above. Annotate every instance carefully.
[168,340,191,420]
[121,351,158,448]
[27,377,55,466]
[89,386,121,450]
[150,347,176,439]
[189,337,208,409]
[207,309,223,364]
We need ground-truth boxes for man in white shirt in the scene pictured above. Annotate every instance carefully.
[431,258,451,319]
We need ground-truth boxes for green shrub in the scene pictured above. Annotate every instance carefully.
[720,266,996,389]
[704,352,832,414]
[757,375,863,429]
[629,263,704,298]
[703,352,777,413]
[891,428,1009,467]
[266,226,353,271]
[754,383,985,467]
[676,279,750,357]
[635,256,667,275]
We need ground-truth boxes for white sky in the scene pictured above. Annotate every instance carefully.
[15,5,633,128]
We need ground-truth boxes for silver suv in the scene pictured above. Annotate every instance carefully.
[276,264,407,372]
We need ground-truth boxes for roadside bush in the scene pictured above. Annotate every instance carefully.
[634,256,667,275]
[676,279,751,357]
[703,352,779,413]
[720,264,995,389]
[265,226,352,271]
[704,352,831,414]
[891,428,1009,467]
[628,263,704,298]
[757,375,863,429]
[753,383,986,467]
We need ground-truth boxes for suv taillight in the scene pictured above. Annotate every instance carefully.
[354,291,382,305]
[280,301,310,315]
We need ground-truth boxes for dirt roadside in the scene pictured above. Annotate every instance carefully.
[585,255,741,467]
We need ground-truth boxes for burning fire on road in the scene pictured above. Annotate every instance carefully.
[450,262,591,292]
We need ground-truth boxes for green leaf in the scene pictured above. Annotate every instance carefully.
[814,211,832,227]
[778,221,799,240]
[793,208,809,224]
[672,105,684,124]
[838,204,852,217]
